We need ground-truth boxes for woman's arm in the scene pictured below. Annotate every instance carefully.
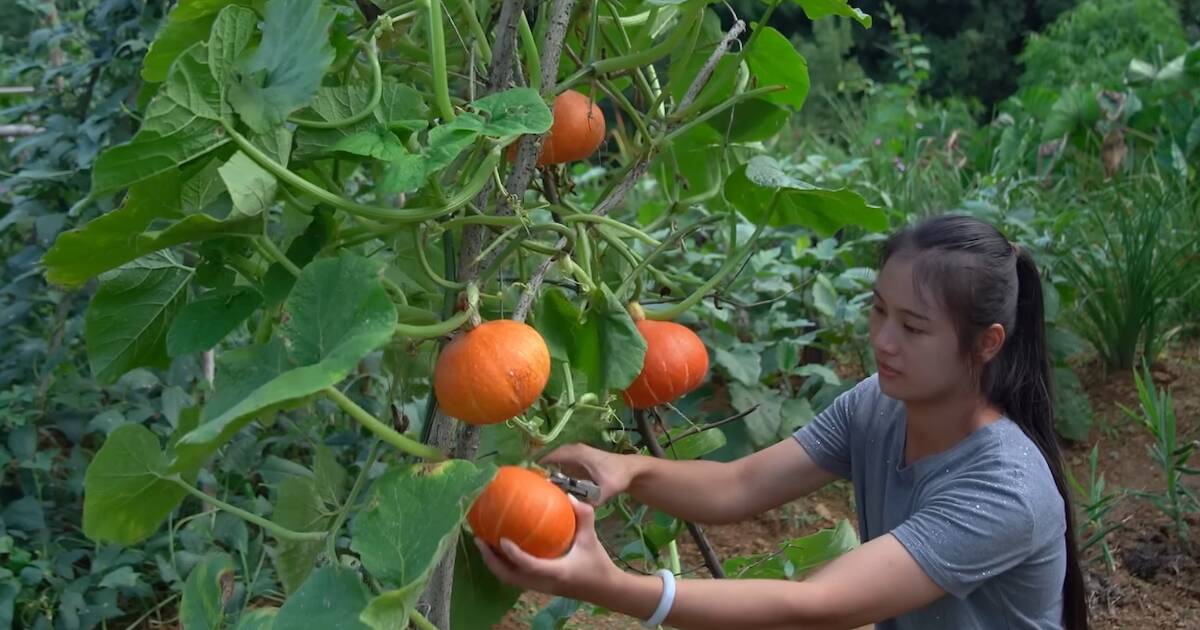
[625,437,840,524]
[477,497,946,630]
[542,436,838,525]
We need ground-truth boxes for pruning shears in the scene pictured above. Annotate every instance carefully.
[549,471,601,504]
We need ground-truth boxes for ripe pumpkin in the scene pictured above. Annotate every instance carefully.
[468,466,576,559]
[622,319,709,409]
[506,89,605,166]
[434,320,551,425]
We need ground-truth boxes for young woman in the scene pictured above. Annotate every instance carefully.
[475,214,1088,630]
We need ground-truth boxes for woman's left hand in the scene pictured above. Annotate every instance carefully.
[474,494,623,601]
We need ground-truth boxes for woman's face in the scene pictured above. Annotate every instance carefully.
[868,256,968,402]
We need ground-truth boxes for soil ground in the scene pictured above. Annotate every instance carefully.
[497,340,1200,629]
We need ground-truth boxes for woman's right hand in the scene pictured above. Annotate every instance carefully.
[539,443,636,505]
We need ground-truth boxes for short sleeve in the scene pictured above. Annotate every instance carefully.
[890,471,1036,599]
[791,375,875,479]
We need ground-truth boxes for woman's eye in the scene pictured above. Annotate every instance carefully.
[872,304,885,314]
[904,324,924,334]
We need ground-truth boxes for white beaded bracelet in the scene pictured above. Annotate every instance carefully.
[640,569,677,629]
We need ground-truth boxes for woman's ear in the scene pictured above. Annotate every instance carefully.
[976,323,1006,364]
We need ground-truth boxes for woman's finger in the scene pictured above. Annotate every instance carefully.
[569,494,596,532]
[499,538,561,578]
[475,538,518,583]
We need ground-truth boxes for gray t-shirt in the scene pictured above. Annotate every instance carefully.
[793,374,1067,629]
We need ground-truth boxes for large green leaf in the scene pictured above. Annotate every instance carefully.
[272,476,330,594]
[93,45,228,194]
[82,424,193,545]
[704,98,790,143]
[470,87,555,139]
[350,461,497,626]
[45,170,261,288]
[142,0,254,82]
[228,0,336,132]
[181,552,236,630]
[166,286,263,356]
[218,151,278,216]
[232,608,278,630]
[660,427,727,461]
[746,27,810,110]
[171,254,397,471]
[1042,86,1102,142]
[724,156,887,236]
[293,82,428,160]
[533,286,646,395]
[84,252,193,383]
[790,0,872,27]
[274,567,371,630]
[209,5,258,102]
[451,535,524,630]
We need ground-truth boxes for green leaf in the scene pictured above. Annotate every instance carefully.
[83,424,192,545]
[272,476,330,594]
[789,0,872,27]
[293,82,428,160]
[167,286,263,356]
[142,0,253,82]
[359,590,408,630]
[275,567,371,630]
[533,287,647,394]
[228,0,337,133]
[783,518,859,575]
[794,363,840,386]
[424,115,485,173]
[470,88,555,139]
[451,534,523,630]
[713,345,761,385]
[232,607,279,630]
[724,156,887,236]
[261,210,335,308]
[93,45,227,194]
[181,552,236,630]
[172,254,397,471]
[1043,86,1102,142]
[660,427,727,460]
[209,5,258,100]
[85,253,194,383]
[313,443,348,505]
[218,151,278,216]
[332,130,410,162]
[746,27,810,110]
[350,461,496,625]
[703,98,790,143]
[379,155,429,195]
[45,171,261,288]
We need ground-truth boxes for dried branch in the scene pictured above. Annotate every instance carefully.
[634,409,727,578]
[678,19,745,112]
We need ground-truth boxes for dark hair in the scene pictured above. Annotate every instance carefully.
[880,214,1088,630]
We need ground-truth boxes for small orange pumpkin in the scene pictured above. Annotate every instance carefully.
[506,89,606,166]
[468,466,576,559]
[622,316,709,410]
[433,320,551,425]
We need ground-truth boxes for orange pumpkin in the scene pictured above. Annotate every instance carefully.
[468,466,576,558]
[506,89,606,166]
[622,319,709,409]
[433,320,551,425]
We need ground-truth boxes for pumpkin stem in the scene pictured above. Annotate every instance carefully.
[627,301,646,321]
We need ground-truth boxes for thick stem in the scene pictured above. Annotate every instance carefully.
[643,201,775,321]
[324,387,448,461]
[174,479,327,542]
[518,12,541,95]
[453,0,492,64]
[411,610,441,630]
[561,214,660,245]
[633,410,725,578]
[225,123,502,223]
[591,5,701,74]
[394,307,474,338]
[289,38,383,128]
